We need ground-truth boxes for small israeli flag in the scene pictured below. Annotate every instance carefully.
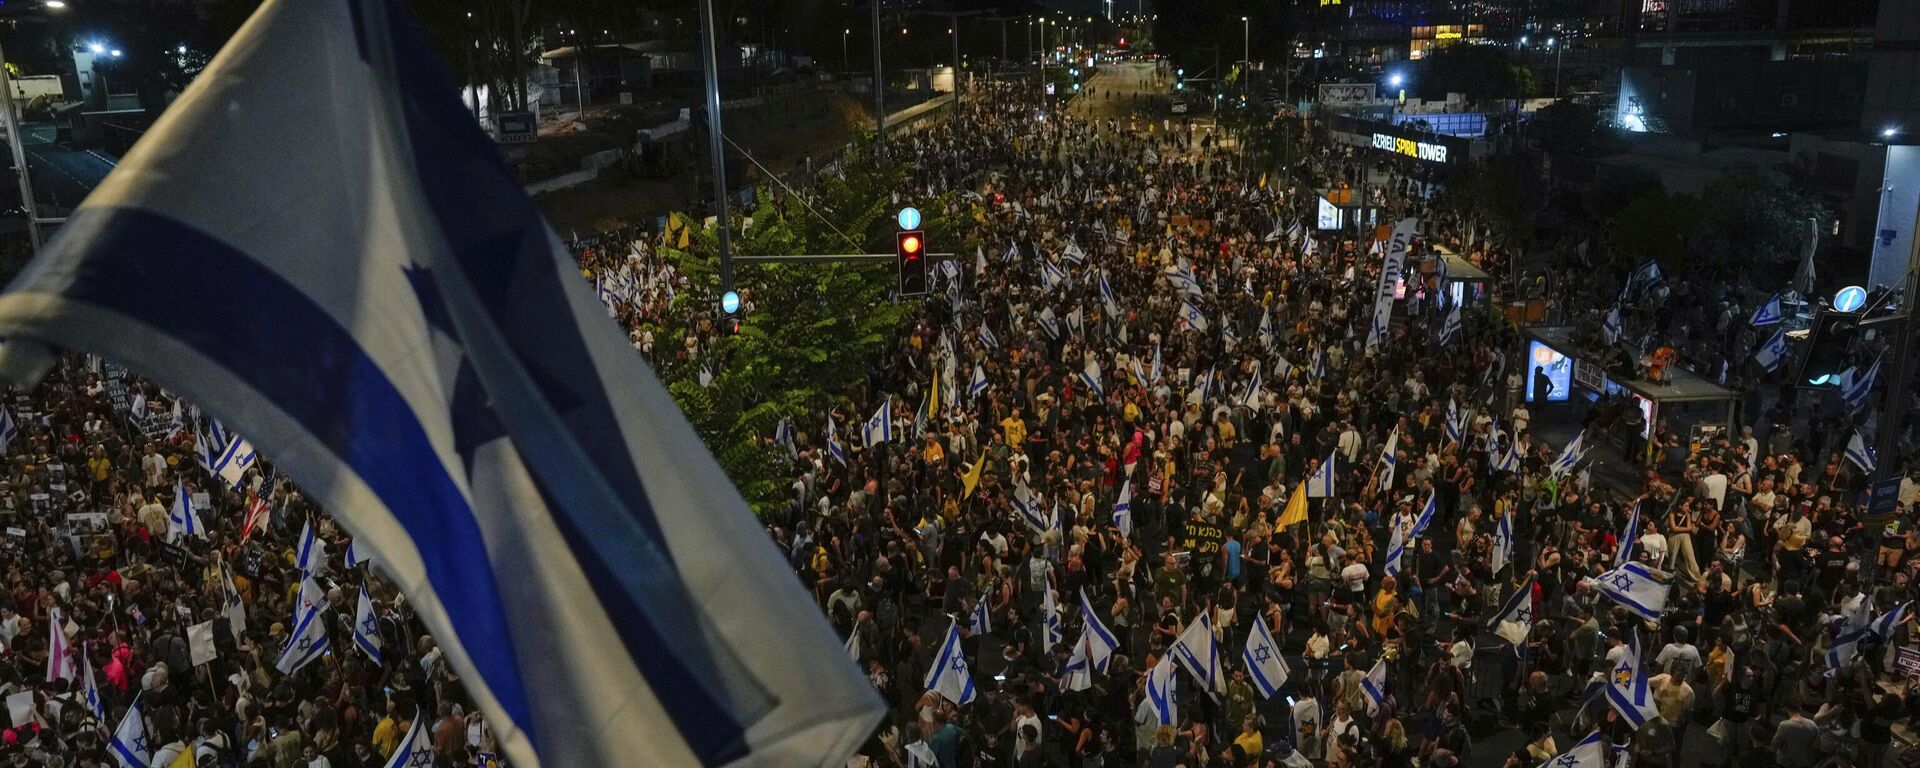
[1438,306,1462,345]
[353,584,384,666]
[1631,261,1663,289]
[1039,259,1067,292]
[1062,240,1086,265]
[1841,352,1882,411]
[1602,305,1623,344]
[1149,343,1162,383]
[1411,492,1436,537]
[1488,576,1534,640]
[1080,356,1104,398]
[1011,480,1049,534]
[1239,370,1263,411]
[970,596,992,636]
[1383,526,1409,579]
[1040,588,1062,649]
[968,366,989,398]
[1181,301,1209,332]
[380,716,431,768]
[924,620,977,705]
[1541,731,1608,768]
[1376,427,1400,494]
[294,518,322,577]
[1037,306,1061,340]
[773,418,796,460]
[826,417,848,466]
[1595,561,1673,620]
[1869,602,1909,639]
[83,647,107,720]
[1495,441,1520,474]
[1221,317,1239,346]
[109,694,150,768]
[1257,308,1276,349]
[978,322,999,349]
[1754,327,1788,372]
[863,399,893,447]
[0,408,15,455]
[905,742,937,768]
[1241,614,1290,699]
[1112,480,1132,538]
[1444,400,1463,444]
[1359,658,1389,716]
[1750,292,1783,326]
[1145,653,1178,725]
[344,539,373,569]
[1098,271,1122,319]
[1843,432,1877,473]
[1605,629,1660,728]
[1002,242,1019,263]
[1307,451,1337,498]
[1309,347,1326,380]
[1066,306,1085,336]
[275,586,330,675]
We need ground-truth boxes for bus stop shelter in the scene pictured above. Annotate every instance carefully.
[1519,326,1738,468]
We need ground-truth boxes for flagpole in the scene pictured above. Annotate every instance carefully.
[696,0,735,297]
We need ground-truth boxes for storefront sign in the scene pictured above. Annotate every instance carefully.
[1373,132,1450,163]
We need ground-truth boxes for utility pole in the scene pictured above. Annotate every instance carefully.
[1873,193,1920,495]
[872,0,886,143]
[696,0,734,293]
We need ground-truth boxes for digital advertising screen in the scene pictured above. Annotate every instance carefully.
[1525,341,1572,403]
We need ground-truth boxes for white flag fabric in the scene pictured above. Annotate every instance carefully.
[167,483,206,542]
[188,620,219,667]
[276,583,330,676]
[220,558,248,639]
[1112,480,1132,539]
[1181,301,1209,331]
[46,607,75,683]
[1144,654,1178,725]
[345,539,374,569]
[293,518,322,577]
[213,433,258,489]
[354,584,384,666]
[1306,452,1337,498]
[83,649,107,720]
[0,7,875,759]
[1170,613,1224,698]
[109,694,149,768]
[1383,526,1409,579]
[925,621,977,705]
[1241,614,1289,699]
[1595,562,1672,621]
[970,596,992,636]
[1845,432,1877,473]
[1616,503,1641,568]
[1080,355,1104,397]
[1040,588,1063,650]
[1489,577,1536,647]
[968,366,989,398]
[844,630,861,663]
[1011,480,1049,534]
[1842,352,1882,411]
[1754,327,1788,372]
[1368,219,1417,350]
[1438,307,1462,346]
[1749,292,1782,326]
[1550,432,1587,478]
[0,409,16,455]
[380,716,431,768]
[1062,632,1095,692]
[905,742,937,768]
[1604,630,1660,729]
[1376,427,1399,494]
[1537,730,1607,768]
[1359,658,1389,716]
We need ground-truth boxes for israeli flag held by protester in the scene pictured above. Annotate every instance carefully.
[978,322,999,350]
[1002,242,1019,264]
[220,558,247,638]
[1062,240,1086,265]
[1011,480,1050,534]
[0,1,884,764]
[1257,308,1276,349]
[1550,432,1587,478]
[1495,441,1520,474]
[275,586,330,676]
[1040,588,1063,649]
[1842,352,1883,411]
[826,417,848,466]
[968,366,989,398]
[1616,503,1641,568]
[1601,306,1622,345]
[0,408,15,455]
[1080,355,1104,397]
[1145,654,1178,725]
[1037,306,1061,339]
[1438,307,1462,346]
[1149,343,1162,383]
[380,716,430,768]
[773,419,796,461]
[1631,261,1663,290]
[1359,658,1389,716]
[1754,327,1788,372]
[1750,293,1783,326]
[1383,526,1409,579]
[1062,631,1096,691]
[294,518,322,577]
[1098,271,1122,319]
[904,742,937,768]
[1181,301,1210,332]
[215,432,257,487]
[1112,480,1133,538]
[864,399,893,447]
[1538,730,1606,768]
[970,596,992,636]
[109,694,149,768]
[1307,451,1337,498]
[925,620,977,705]
[1595,562,1672,621]
[83,646,107,720]
[1827,624,1872,670]
[1077,589,1120,673]
[1241,614,1289,699]
[354,583,384,666]
[168,483,206,542]
[1491,507,1515,574]
[1869,602,1909,639]
[1309,347,1326,380]
[1239,369,1263,411]
[1844,432,1876,473]
[1065,306,1084,337]
[1605,630,1660,729]
[1376,427,1400,494]
[1444,400,1463,444]
[1171,613,1225,699]
[1488,576,1535,646]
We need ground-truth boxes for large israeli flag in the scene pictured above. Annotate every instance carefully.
[863,400,893,447]
[381,716,431,768]
[1845,431,1877,473]
[925,621,977,705]
[277,579,331,675]
[0,0,881,764]
[1359,658,1389,716]
[1537,731,1606,768]
[1306,451,1337,498]
[1488,576,1535,647]
[1491,507,1514,574]
[1112,480,1132,539]
[168,483,206,542]
[354,584,384,666]
[1011,479,1050,534]
[1596,562,1672,621]
[1241,614,1289,699]
[1077,590,1119,673]
[1754,327,1788,372]
[1750,293,1783,326]
[1550,432,1587,478]
[1605,630,1659,729]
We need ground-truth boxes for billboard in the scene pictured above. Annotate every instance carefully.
[1316,196,1342,230]
[1318,83,1376,106]
[1525,341,1572,402]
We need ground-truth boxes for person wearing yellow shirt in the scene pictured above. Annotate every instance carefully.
[370,706,406,758]
[1231,717,1264,757]
[922,435,945,465]
[1000,409,1028,447]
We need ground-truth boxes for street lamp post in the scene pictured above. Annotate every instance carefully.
[842,28,850,75]
[1241,16,1249,99]
[1550,37,1564,98]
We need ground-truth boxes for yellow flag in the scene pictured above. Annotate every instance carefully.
[1278,481,1310,529]
[1259,172,1268,189]
[928,371,940,422]
[961,452,985,498]
[676,223,690,250]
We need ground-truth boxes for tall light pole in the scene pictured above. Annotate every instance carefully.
[842,28,850,75]
[872,0,886,143]
[1550,36,1564,99]
[696,0,734,293]
[1241,16,1250,99]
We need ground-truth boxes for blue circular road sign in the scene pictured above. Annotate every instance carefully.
[721,290,741,314]
[1833,285,1866,313]
[897,207,922,230]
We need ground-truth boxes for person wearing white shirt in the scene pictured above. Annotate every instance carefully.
[1336,424,1363,464]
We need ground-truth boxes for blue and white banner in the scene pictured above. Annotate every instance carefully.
[0,0,882,764]
[1845,432,1876,474]
[970,596,992,636]
[1242,614,1289,699]
[1842,352,1883,411]
[925,621,976,706]
[1604,630,1659,729]
[1596,562,1672,620]
[1550,432,1587,478]
[168,483,206,542]
[1488,576,1534,647]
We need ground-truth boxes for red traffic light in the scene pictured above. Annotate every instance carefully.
[901,233,922,256]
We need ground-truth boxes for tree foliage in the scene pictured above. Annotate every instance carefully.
[1605,189,1705,267]
[1413,45,1526,102]
[1444,155,1545,249]
[1531,101,1620,158]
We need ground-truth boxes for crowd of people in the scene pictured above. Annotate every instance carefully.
[580,68,1920,768]
[0,66,1914,768]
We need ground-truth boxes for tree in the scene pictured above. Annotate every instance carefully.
[1445,155,1545,250]
[1414,46,1525,103]
[1695,169,1828,271]
[1531,101,1620,157]
[1605,188,1705,267]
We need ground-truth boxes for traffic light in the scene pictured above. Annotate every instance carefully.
[897,230,928,296]
[718,289,743,335]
